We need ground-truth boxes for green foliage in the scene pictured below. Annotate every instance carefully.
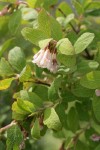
[8,47,26,72]
[0,77,14,90]
[19,65,32,82]
[92,95,100,122]
[74,32,95,54]
[57,38,75,55]
[80,71,100,89]
[8,10,22,35]
[22,28,48,46]
[0,58,14,77]
[48,75,62,100]
[31,118,40,139]
[43,108,62,131]
[0,0,100,149]
[67,107,79,133]
[22,9,63,44]
[6,124,23,150]
[95,144,100,150]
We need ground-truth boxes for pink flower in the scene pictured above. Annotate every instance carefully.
[95,89,100,97]
[32,48,58,73]
[90,134,100,141]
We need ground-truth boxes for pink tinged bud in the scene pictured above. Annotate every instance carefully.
[95,89,100,96]
[91,134,100,141]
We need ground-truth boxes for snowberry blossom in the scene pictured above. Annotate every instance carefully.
[32,41,58,73]
[95,89,100,96]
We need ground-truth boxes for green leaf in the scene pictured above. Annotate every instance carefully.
[76,102,89,121]
[22,8,38,21]
[92,95,100,122]
[57,38,75,55]
[12,101,30,115]
[6,124,23,150]
[0,58,14,77]
[64,14,75,25]
[80,71,100,89]
[57,54,76,67]
[38,9,51,37]
[86,9,100,16]
[19,65,32,82]
[73,1,84,15]
[43,108,62,130]
[95,144,100,150]
[28,92,43,107]
[72,81,94,97]
[33,84,49,101]
[19,90,43,107]
[67,107,79,132]
[77,60,99,74]
[8,10,22,35]
[48,75,62,101]
[0,77,14,91]
[86,1,100,10]
[0,141,5,150]
[55,103,68,129]
[49,16,63,40]
[56,2,72,17]
[0,38,15,58]
[75,140,89,150]
[27,0,43,8]
[8,47,26,72]
[12,112,26,121]
[21,27,48,46]
[43,0,58,9]
[39,38,53,49]
[74,32,95,54]
[31,118,40,139]
[17,99,35,113]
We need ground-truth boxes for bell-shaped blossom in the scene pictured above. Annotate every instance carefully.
[95,89,100,97]
[32,48,58,73]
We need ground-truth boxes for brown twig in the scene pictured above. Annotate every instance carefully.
[0,120,17,133]
[0,0,28,17]
[66,123,90,150]
[35,79,50,86]
[58,8,79,34]
[59,142,65,150]
[58,8,93,59]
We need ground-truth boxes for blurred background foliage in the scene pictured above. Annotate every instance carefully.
[0,0,100,150]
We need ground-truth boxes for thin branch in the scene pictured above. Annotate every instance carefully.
[66,123,90,150]
[35,79,50,86]
[0,121,17,134]
[59,142,65,150]
[0,1,28,17]
[58,8,79,34]
[57,8,93,59]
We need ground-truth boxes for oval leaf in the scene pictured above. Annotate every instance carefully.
[0,77,14,91]
[8,47,26,72]
[92,95,100,122]
[57,38,75,55]
[74,32,95,54]
[43,108,62,130]
[80,71,100,89]
[31,118,40,139]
